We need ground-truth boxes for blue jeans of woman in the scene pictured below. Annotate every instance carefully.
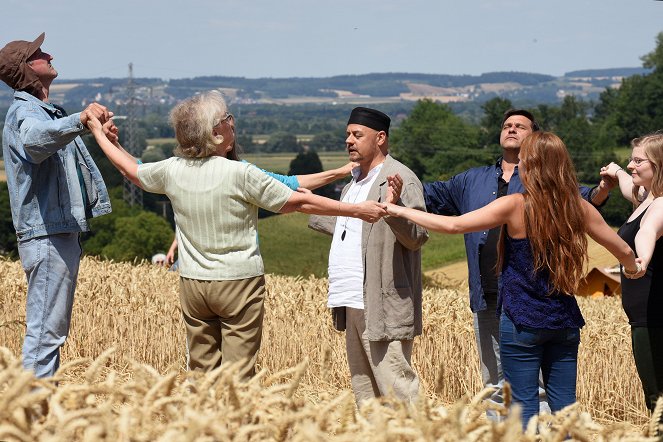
[499,313,580,426]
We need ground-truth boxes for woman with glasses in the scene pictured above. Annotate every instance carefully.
[83,90,386,381]
[601,133,663,420]
[382,131,643,427]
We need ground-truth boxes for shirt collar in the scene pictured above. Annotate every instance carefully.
[496,156,519,176]
[352,162,384,183]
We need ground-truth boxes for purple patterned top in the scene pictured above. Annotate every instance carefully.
[498,235,585,329]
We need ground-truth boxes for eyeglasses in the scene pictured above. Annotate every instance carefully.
[216,112,234,126]
[628,157,650,166]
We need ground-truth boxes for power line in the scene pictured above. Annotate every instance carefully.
[123,62,143,208]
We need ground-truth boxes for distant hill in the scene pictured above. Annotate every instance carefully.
[0,68,648,108]
[564,67,651,78]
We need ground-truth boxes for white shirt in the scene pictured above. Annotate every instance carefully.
[327,163,383,309]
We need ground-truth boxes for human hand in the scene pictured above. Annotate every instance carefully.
[166,249,176,266]
[296,187,312,194]
[599,175,618,191]
[623,259,646,279]
[103,119,120,145]
[385,174,403,205]
[381,202,405,217]
[80,102,112,127]
[338,161,359,176]
[600,162,625,179]
[83,112,103,134]
[355,200,387,223]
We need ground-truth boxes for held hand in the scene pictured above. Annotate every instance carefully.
[600,162,624,179]
[80,102,113,127]
[599,175,618,191]
[83,112,103,134]
[355,200,387,223]
[296,187,312,194]
[339,161,359,176]
[385,174,403,205]
[623,259,646,279]
[102,120,120,145]
[382,202,405,217]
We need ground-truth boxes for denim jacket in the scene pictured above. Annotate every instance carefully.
[2,91,111,241]
[424,157,594,313]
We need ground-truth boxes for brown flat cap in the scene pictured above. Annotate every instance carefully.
[0,32,46,94]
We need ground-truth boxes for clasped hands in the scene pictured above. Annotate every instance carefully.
[622,258,646,280]
[80,102,120,146]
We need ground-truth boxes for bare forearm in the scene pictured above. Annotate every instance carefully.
[390,205,458,234]
[635,227,658,268]
[296,167,347,190]
[282,193,354,216]
[95,134,141,186]
[616,169,635,202]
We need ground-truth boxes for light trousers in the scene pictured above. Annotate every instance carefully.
[19,232,82,379]
[345,307,419,405]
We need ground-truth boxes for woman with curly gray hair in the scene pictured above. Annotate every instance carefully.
[85,91,386,380]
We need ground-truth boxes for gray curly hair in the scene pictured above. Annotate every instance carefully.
[170,90,228,158]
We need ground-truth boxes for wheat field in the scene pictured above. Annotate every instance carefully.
[0,257,659,441]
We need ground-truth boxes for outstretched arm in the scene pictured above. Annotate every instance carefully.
[582,200,642,277]
[296,162,356,190]
[281,189,386,223]
[601,162,635,203]
[85,113,141,187]
[635,198,663,269]
[383,194,520,235]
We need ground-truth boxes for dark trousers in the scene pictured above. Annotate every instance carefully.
[631,327,663,411]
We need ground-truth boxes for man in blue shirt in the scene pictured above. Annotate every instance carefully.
[0,33,112,378]
[424,109,613,418]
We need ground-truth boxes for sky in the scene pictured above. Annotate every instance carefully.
[1,0,662,81]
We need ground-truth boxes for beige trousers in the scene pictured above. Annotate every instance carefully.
[345,307,419,405]
[179,275,265,381]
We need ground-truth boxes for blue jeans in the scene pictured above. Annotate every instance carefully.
[474,296,550,421]
[499,313,580,426]
[18,233,82,378]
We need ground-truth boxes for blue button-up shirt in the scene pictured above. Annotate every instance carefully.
[424,157,594,312]
[2,91,111,241]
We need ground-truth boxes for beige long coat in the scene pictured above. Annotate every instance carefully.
[309,155,428,341]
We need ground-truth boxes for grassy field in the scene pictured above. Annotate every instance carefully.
[243,151,349,175]
[0,160,4,182]
[0,258,655,440]
[258,212,466,277]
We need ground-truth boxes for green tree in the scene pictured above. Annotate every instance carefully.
[641,31,663,71]
[0,182,17,257]
[390,99,480,181]
[84,187,174,262]
[288,149,335,198]
[479,97,513,147]
[264,132,300,153]
[141,146,166,163]
[309,131,344,152]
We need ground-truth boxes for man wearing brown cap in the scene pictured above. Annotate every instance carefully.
[423,109,613,419]
[310,107,428,405]
[0,33,112,378]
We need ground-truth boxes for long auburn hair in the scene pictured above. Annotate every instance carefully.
[506,131,588,295]
[631,132,663,206]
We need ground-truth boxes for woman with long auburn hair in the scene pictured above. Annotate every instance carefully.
[383,131,644,426]
[601,132,663,427]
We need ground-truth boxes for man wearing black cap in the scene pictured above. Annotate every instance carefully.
[424,109,612,418]
[310,107,428,405]
[0,33,113,378]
